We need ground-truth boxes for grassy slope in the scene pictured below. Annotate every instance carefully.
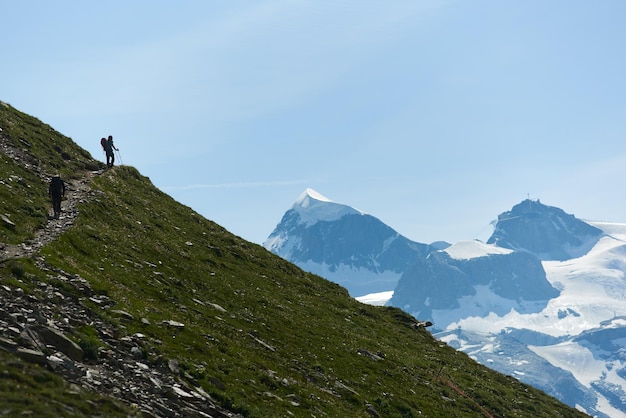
[0,101,99,244]
[0,102,588,417]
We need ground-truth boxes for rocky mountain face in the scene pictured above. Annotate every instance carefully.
[390,243,560,329]
[487,199,603,260]
[264,189,431,296]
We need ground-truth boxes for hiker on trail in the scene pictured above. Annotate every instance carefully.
[104,135,119,168]
[48,174,65,219]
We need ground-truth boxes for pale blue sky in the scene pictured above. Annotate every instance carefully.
[4,1,626,245]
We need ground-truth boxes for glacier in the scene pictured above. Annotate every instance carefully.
[394,218,626,417]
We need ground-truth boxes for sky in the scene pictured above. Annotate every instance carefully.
[3,1,626,246]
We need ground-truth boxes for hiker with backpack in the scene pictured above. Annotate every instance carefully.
[102,135,119,168]
[48,174,65,219]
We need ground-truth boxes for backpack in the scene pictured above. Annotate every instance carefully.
[50,177,64,194]
[100,137,107,150]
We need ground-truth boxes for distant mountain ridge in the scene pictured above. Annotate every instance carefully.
[266,192,626,416]
[390,199,591,328]
[264,188,431,296]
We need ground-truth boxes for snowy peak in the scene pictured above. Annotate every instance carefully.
[295,188,333,205]
[292,188,364,226]
[264,188,430,296]
[487,199,603,260]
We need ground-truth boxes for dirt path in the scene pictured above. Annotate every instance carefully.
[0,128,103,261]
[0,170,102,261]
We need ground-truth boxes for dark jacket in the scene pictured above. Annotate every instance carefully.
[49,176,65,197]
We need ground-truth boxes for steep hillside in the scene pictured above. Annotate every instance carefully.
[0,101,98,245]
[0,102,588,417]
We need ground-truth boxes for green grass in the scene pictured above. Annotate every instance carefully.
[0,101,589,417]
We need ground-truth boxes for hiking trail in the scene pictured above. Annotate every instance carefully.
[0,136,241,417]
[0,170,101,261]
[0,129,102,260]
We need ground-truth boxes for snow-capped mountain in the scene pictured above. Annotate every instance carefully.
[434,227,626,417]
[266,193,626,416]
[263,188,431,296]
[390,200,626,417]
[389,240,560,329]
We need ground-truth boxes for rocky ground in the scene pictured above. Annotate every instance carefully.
[0,260,240,417]
[0,137,240,417]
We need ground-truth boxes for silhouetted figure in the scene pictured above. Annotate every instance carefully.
[105,135,119,168]
[49,174,65,219]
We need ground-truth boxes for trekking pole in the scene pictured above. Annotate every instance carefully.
[116,149,123,165]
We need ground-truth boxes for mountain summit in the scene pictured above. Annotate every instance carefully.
[291,188,364,225]
[487,199,603,260]
[264,189,431,296]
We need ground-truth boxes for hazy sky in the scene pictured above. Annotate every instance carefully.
[4,1,626,245]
